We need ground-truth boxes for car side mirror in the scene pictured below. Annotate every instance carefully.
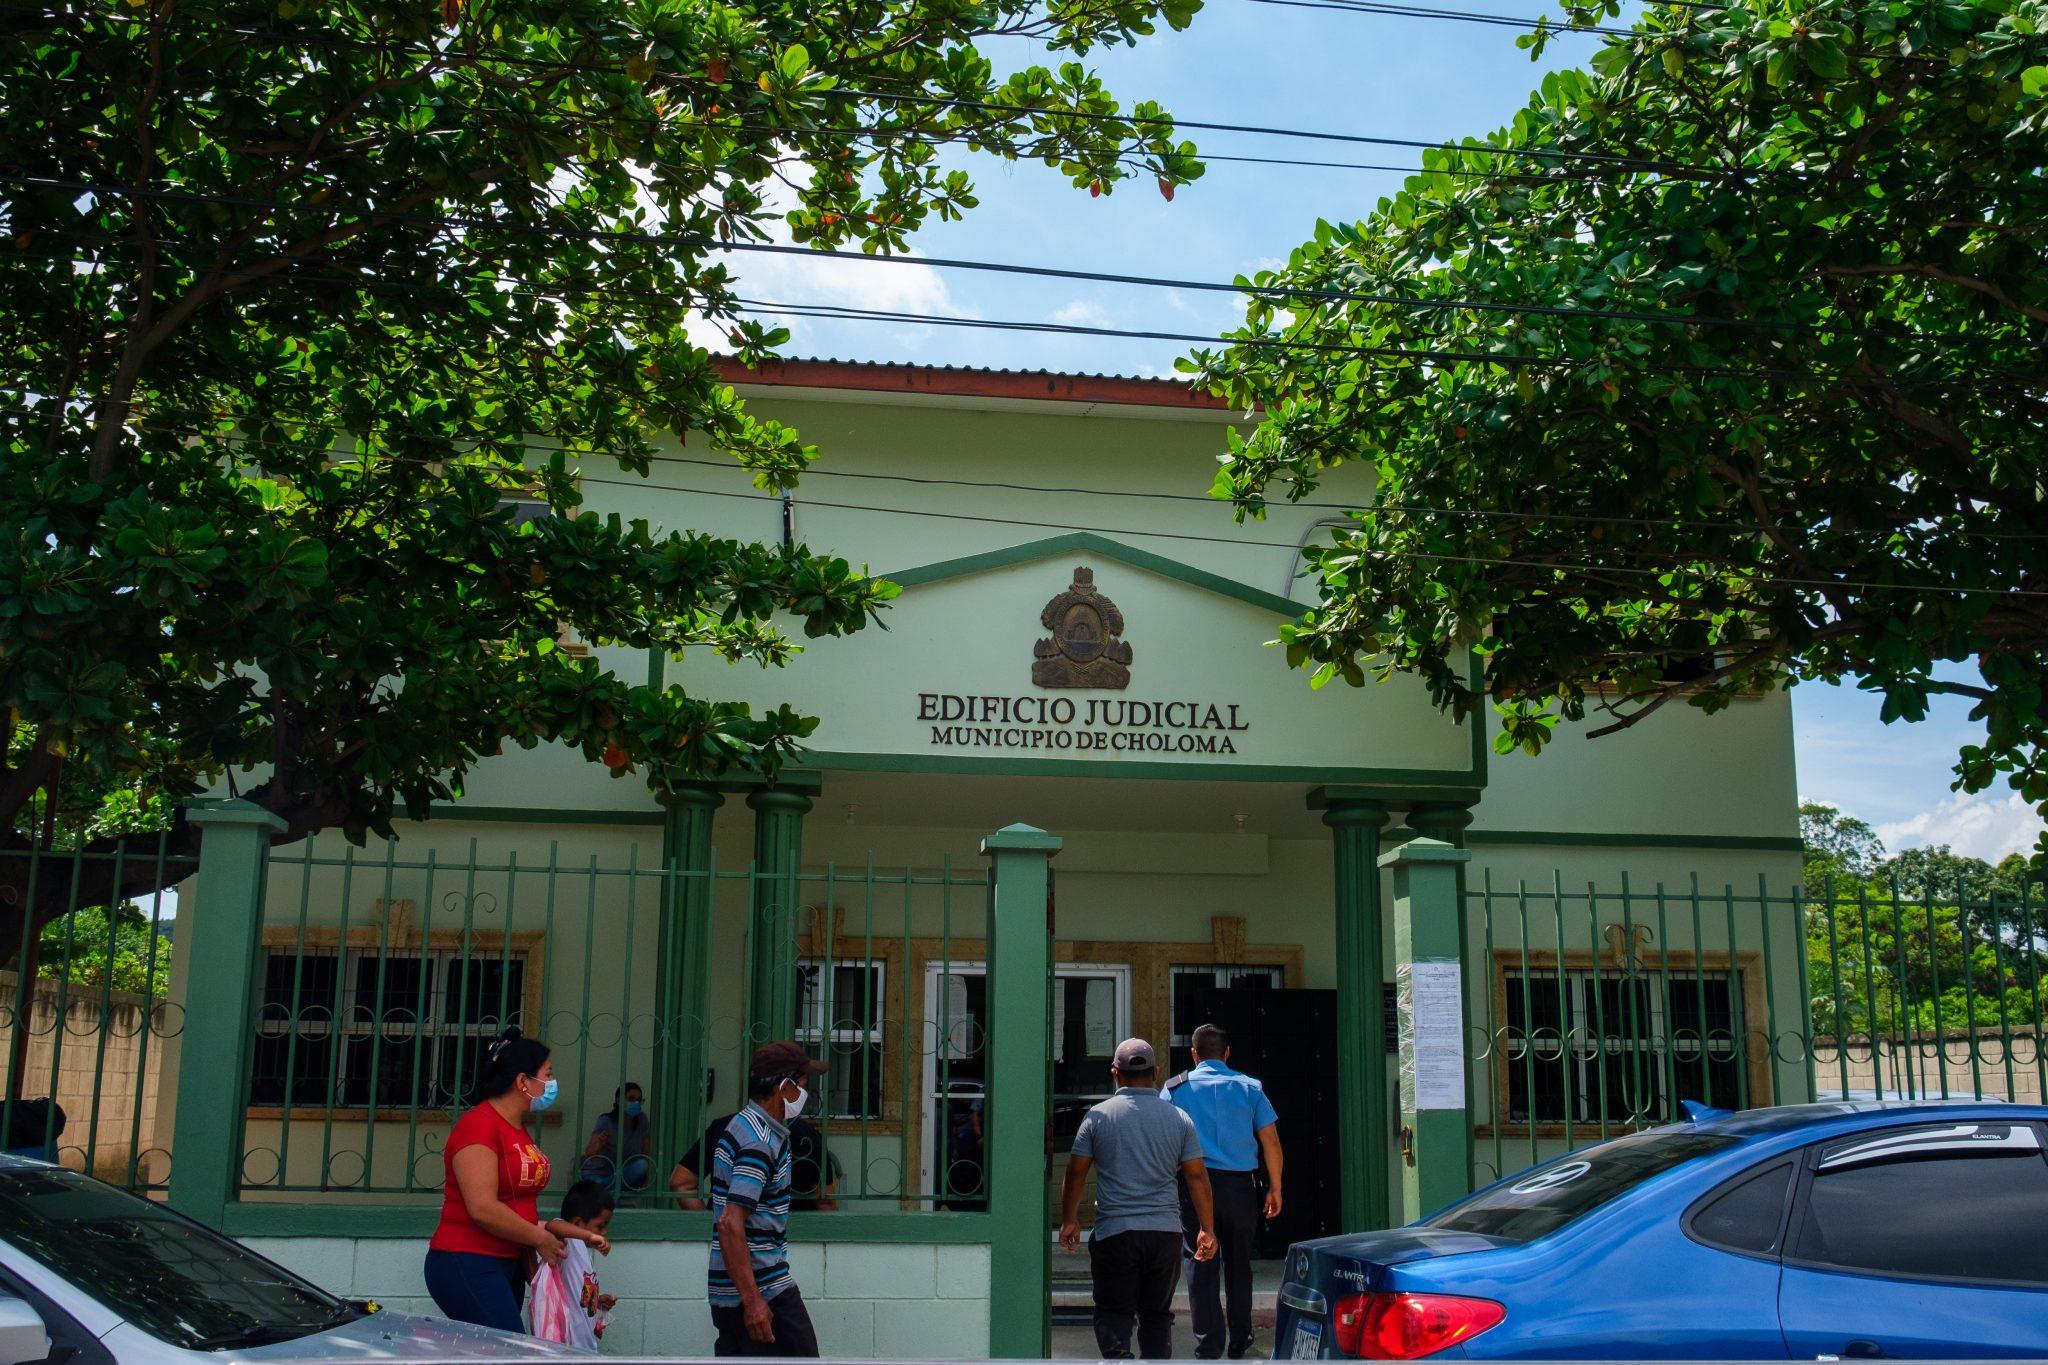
[0,1295,48,1365]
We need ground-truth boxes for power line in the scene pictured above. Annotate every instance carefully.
[1244,0,1648,38]
[16,238,1844,383]
[99,406,2048,600]
[16,374,2031,544]
[4,178,1869,355]
[0,2,1798,181]
[20,237,2030,424]
[13,220,1819,336]
[27,234,2034,434]
[3,3,1754,187]
[830,87,1756,177]
[29,379,2042,544]
[1237,0,1941,65]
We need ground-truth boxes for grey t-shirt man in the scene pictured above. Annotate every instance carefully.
[1072,1085,1205,1239]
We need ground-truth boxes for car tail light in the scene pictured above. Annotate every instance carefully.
[1330,1291,1506,1359]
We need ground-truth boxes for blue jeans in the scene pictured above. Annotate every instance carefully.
[424,1249,525,1333]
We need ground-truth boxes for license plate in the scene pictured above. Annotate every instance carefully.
[1290,1321,1323,1360]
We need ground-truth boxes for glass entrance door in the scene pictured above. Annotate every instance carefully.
[919,963,1128,1211]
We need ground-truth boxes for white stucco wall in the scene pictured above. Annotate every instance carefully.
[242,1237,992,1359]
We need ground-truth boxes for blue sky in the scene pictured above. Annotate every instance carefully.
[723,0,2045,862]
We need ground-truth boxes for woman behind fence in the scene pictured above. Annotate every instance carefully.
[581,1082,652,1198]
[423,1028,567,1333]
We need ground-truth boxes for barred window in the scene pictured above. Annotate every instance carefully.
[1501,966,1742,1126]
[250,946,529,1111]
[796,960,885,1120]
[1167,964,1284,1050]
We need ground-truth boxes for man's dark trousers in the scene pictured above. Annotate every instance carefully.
[1090,1229,1183,1359]
[1183,1170,1260,1359]
[710,1285,821,1357]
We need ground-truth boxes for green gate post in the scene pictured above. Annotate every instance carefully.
[1405,802,1476,1200]
[657,785,723,1169]
[1382,836,1475,1222]
[745,787,811,1045]
[1310,789,1392,1233]
[169,799,286,1227]
[983,823,1059,1359]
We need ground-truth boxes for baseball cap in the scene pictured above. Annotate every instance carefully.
[750,1041,828,1087]
[1113,1038,1156,1071]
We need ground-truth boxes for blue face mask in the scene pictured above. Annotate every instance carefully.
[624,1101,643,1119]
[527,1077,559,1112]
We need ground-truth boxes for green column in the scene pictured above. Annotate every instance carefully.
[745,787,811,1045]
[169,799,287,1228]
[658,785,723,1169]
[1381,837,1477,1221]
[982,823,1059,1360]
[1312,789,1392,1232]
[1407,801,1474,849]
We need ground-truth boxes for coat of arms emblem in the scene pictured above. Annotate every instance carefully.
[1032,566,1132,689]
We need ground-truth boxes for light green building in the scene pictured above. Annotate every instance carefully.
[153,359,1806,1358]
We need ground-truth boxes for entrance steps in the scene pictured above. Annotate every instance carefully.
[1048,1261,1283,1327]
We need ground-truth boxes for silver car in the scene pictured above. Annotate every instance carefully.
[0,1157,582,1362]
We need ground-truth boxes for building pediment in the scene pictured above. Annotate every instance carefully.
[688,533,1483,788]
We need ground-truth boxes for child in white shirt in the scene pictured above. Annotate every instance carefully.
[532,1180,617,1349]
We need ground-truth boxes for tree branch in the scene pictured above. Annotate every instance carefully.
[1583,640,1776,739]
[1824,262,2048,326]
[85,0,173,483]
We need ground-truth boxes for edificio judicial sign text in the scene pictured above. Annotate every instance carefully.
[916,692,1250,756]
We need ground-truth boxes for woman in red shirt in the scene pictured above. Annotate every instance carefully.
[424,1028,567,1332]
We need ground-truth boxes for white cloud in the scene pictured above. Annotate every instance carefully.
[643,157,964,352]
[742,243,957,319]
[1050,300,1114,329]
[1875,791,2047,863]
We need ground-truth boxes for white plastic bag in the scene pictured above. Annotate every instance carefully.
[530,1241,606,1351]
[528,1255,579,1347]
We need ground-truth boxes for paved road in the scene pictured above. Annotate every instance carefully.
[1051,1317,1275,1360]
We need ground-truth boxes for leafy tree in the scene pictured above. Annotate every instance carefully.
[1799,800,1884,894]
[37,906,175,999]
[0,0,1204,956]
[1192,0,2048,858]
[1794,802,2047,1040]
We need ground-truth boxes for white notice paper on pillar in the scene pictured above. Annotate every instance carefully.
[1408,960,1466,1111]
[1083,978,1116,1058]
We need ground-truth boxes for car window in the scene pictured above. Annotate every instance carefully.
[1687,1161,1793,1256]
[0,1264,112,1365]
[1789,1126,2048,1287]
[0,1165,357,1350]
[1426,1129,1737,1243]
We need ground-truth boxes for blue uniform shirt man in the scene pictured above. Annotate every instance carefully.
[1167,1024,1283,1360]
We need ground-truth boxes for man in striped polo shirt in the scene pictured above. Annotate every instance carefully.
[709,1041,828,1356]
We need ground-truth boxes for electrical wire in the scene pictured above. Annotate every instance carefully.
[83,404,2048,597]
[14,217,1845,344]
[9,239,1852,383]
[6,179,1921,365]
[25,376,2037,545]
[0,1,1810,180]
[1244,0,1648,38]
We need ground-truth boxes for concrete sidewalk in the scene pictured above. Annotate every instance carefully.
[1049,1260,1283,1360]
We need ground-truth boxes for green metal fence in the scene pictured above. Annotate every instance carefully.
[0,835,188,1191]
[1468,870,2048,1186]
[235,834,995,1210]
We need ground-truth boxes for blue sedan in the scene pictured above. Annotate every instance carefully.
[1275,1100,2048,1360]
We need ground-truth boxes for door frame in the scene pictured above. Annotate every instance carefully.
[917,960,1131,1196]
